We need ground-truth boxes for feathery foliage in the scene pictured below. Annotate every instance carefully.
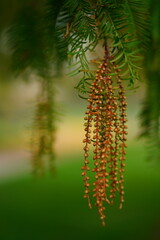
[63,0,149,94]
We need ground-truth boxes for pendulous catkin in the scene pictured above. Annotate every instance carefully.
[81,51,128,226]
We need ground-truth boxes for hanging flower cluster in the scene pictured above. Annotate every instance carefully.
[31,80,55,176]
[81,51,128,226]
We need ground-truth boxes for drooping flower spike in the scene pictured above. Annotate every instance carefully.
[82,49,128,226]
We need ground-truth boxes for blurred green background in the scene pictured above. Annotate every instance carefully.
[0,80,160,240]
[1,145,160,240]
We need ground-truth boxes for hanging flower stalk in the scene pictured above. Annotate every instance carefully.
[81,47,128,226]
[31,78,56,176]
[25,0,146,228]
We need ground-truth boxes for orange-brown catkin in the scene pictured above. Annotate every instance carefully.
[113,64,128,209]
[81,52,128,226]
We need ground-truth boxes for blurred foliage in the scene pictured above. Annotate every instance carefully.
[139,0,160,161]
[0,0,67,174]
